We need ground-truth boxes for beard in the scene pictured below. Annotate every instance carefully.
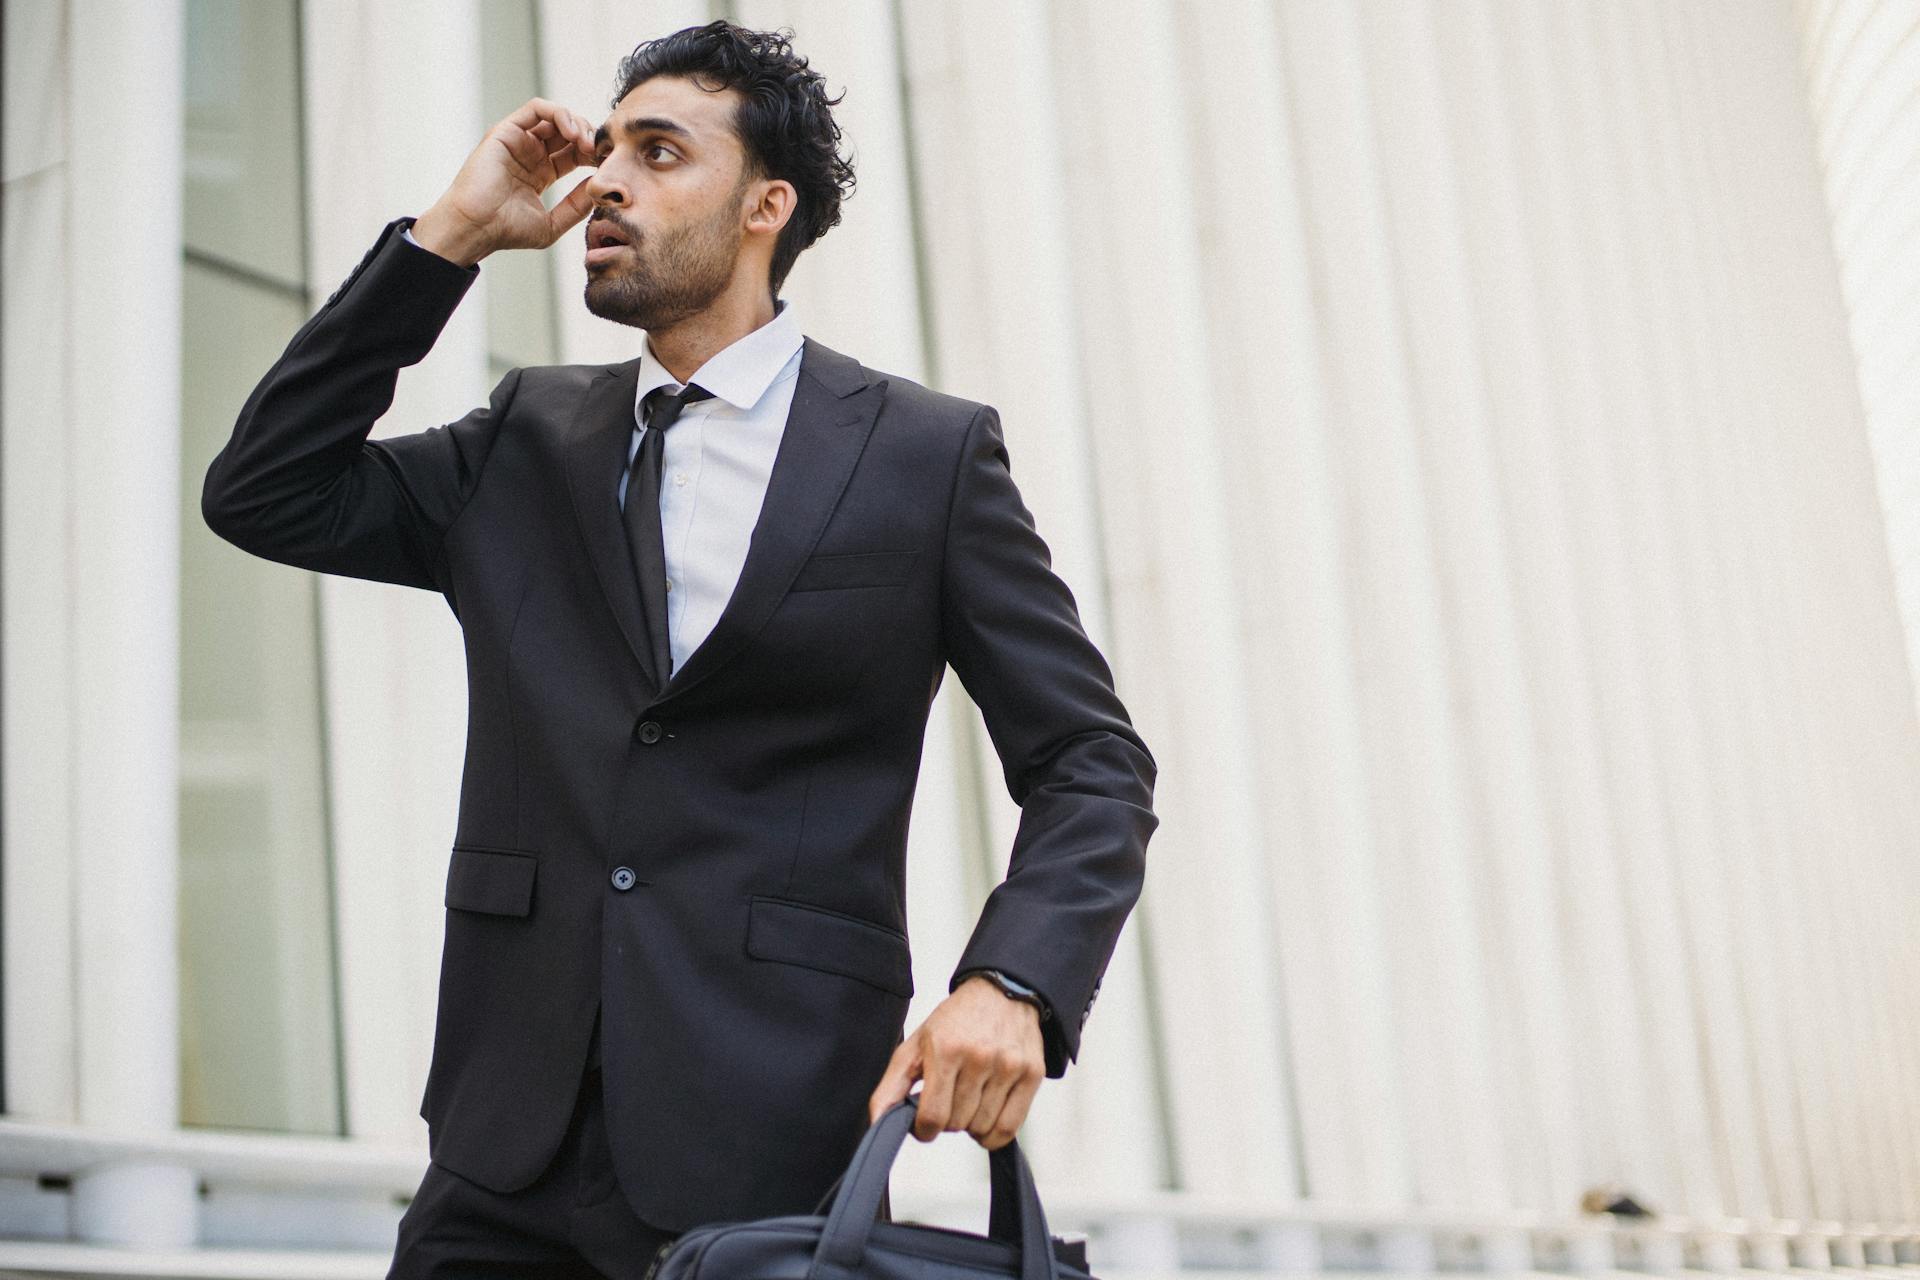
[583,194,743,331]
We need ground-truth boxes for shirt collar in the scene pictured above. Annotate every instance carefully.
[633,296,803,423]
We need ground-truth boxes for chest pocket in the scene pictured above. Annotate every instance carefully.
[746,550,920,704]
[788,550,917,592]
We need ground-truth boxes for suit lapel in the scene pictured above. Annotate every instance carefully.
[563,334,885,705]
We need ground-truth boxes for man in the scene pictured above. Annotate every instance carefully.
[203,19,1157,1279]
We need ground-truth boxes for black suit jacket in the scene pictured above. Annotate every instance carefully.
[201,214,1159,1233]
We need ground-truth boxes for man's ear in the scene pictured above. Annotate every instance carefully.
[746,177,797,238]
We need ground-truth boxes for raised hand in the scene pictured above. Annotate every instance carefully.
[410,97,601,268]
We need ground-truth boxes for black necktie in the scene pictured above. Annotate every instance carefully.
[623,382,714,684]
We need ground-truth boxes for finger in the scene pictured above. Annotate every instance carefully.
[541,107,593,163]
[967,1060,1019,1146]
[572,111,601,162]
[540,112,593,161]
[502,97,589,168]
[540,113,596,177]
[536,126,584,182]
[498,121,558,178]
[984,1066,1039,1150]
[505,96,574,138]
[912,1036,959,1143]
[517,123,593,191]
[948,1051,991,1142]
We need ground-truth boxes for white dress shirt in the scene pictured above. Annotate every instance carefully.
[618,299,803,678]
[400,221,804,678]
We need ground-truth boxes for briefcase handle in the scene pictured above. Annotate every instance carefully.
[805,1092,1063,1280]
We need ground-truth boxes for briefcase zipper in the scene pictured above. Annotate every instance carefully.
[642,1237,676,1280]
[645,1224,722,1280]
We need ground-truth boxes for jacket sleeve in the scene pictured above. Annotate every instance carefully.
[201,215,521,594]
[939,403,1160,1078]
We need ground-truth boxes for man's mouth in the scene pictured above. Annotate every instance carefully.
[587,219,634,251]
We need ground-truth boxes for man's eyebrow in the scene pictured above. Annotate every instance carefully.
[592,116,698,150]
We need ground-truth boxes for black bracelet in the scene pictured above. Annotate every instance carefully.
[961,968,1051,1020]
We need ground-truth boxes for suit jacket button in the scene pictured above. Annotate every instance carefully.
[611,866,637,891]
[636,719,664,744]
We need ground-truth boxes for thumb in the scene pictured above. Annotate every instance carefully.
[868,1033,923,1125]
[547,174,596,244]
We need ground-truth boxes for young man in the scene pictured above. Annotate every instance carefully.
[203,20,1158,1278]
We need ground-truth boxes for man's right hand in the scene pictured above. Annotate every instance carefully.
[411,97,601,268]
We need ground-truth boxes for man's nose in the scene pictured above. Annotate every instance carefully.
[586,167,624,204]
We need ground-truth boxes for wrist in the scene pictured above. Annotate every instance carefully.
[409,205,490,269]
[958,968,1050,1020]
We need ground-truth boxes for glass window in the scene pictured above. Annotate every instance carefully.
[178,0,343,1135]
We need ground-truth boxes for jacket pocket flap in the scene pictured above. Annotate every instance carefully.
[789,550,918,592]
[445,846,537,916]
[745,895,914,997]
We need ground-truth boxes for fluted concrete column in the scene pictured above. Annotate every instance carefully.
[66,0,196,1246]
[300,0,494,1145]
[1792,0,1920,1219]
[1042,0,1294,1198]
[893,0,1169,1190]
[4,0,80,1128]
[538,0,711,367]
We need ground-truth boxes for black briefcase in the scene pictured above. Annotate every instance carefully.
[644,1093,1096,1280]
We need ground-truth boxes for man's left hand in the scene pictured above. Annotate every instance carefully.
[867,974,1046,1148]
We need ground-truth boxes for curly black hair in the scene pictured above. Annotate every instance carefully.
[610,20,856,298]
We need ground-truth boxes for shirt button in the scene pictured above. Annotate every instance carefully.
[664,578,672,592]
[674,472,687,486]
[636,720,664,744]
[611,866,636,891]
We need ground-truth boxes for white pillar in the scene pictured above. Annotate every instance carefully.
[1042,0,1295,1198]
[1269,0,1526,1209]
[3,0,82,1126]
[1790,0,1920,1221]
[300,0,492,1146]
[66,0,195,1246]
[537,0,711,368]
[894,0,1168,1189]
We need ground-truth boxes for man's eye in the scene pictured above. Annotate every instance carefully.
[596,144,673,164]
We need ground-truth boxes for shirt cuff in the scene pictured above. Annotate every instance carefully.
[399,219,479,274]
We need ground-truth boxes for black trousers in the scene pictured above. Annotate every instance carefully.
[387,1008,681,1279]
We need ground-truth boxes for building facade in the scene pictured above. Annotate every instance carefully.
[2,0,1917,1272]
